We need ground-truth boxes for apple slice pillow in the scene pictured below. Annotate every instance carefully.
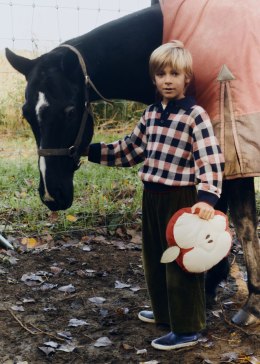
[161,207,232,273]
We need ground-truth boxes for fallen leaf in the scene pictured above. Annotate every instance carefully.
[22,298,35,304]
[57,331,72,340]
[136,348,147,355]
[43,341,59,348]
[92,235,107,243]
[115,280,131,289]
[21,273,44,285]
[58,284,76,293]
[122,343,133,350]
[130,286,141,292]
[66,214,78,222]
[57,343,76,352]
[40,283,58,291]
[84,269,96,277]
[127,229,142,244]
[94,336,112,347]
[82,245,91,251]
[21,237,38,249]
[50,266,63,275]
[211,310,221,318]
[223,301,235,306]
[81,235,91,242]
[88,296,106,304]
[113,241,127,250]
[220,352,238,362]
[38,346,55,356]
[68,318,89,327]
[11,305,25,312]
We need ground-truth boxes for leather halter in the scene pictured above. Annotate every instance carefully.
[37,44,111,162]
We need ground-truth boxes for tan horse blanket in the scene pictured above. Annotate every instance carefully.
[160,0,260,179]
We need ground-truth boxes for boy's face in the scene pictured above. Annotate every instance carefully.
[154,65,190,104]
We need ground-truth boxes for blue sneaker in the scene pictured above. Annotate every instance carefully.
[138,310,155,323]
[151,331,198,350]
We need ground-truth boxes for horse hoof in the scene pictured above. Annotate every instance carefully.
[231,309,260,326]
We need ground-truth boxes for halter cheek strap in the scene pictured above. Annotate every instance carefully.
[37,44,112,161]
[60,44,113,104]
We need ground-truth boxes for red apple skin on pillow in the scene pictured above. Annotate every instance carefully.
[162,208,232,273]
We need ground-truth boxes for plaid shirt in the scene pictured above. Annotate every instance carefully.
[89,97,224,206]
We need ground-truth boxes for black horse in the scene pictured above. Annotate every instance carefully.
[5,2,259,326]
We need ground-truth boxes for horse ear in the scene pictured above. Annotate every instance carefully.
[5,48,37,77]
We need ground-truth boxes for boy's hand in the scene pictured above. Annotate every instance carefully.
[191,202,215,220]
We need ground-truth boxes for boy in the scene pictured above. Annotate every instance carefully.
[88,40,224,350]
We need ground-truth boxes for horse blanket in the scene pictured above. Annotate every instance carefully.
[160,0,260,179]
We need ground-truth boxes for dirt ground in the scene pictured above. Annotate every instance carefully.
[0,229,259,364]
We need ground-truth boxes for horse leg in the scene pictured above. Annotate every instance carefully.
[227,177,260,325]
[205,181,230,305]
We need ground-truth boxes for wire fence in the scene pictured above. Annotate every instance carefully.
[0,0,150,52]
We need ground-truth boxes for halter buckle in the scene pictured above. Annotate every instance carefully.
[68,145,78,157]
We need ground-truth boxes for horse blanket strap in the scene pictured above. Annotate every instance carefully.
[60,44,113,105]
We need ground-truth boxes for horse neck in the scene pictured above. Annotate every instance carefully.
[68,4,163,105]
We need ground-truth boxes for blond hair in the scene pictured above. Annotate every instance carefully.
[149,40,193,81]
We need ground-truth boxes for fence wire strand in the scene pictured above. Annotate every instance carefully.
[0,0,150,51]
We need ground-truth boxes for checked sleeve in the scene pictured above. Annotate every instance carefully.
[88,114,147,167]
[191,107,225,206]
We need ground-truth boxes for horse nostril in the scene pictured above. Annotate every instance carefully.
[208,239,213,244]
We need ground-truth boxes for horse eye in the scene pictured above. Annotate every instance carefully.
[65,106,76,119]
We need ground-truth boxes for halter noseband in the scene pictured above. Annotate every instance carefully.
[37,44,111,162]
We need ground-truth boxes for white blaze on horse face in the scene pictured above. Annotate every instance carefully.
[35,91,49,122]
[36,92,54,202]
[39,157,55,202]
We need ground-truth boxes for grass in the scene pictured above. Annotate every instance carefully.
[1,129,259,239]
[0,124,144,238]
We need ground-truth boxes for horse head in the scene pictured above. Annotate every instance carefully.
[5,46,94,211]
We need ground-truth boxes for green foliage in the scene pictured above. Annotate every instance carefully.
[0,131,143,237]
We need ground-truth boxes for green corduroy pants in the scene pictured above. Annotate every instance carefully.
[142,186,206,333]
